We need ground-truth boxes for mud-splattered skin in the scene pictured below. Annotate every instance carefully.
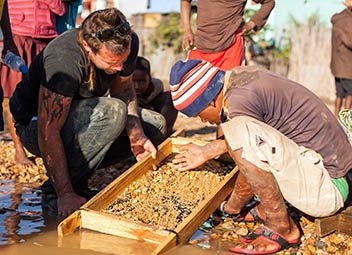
[38,86,86,217]
[225,147,301,253]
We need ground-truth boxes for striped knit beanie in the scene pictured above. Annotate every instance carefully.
[169,59,225,117]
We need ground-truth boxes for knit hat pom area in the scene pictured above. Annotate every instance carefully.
[169,59,225,117]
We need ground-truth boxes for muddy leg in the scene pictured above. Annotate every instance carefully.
[228,147,300,252]
[223,171,254,215]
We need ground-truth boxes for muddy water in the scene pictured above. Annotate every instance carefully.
[0,180,44,246]
[0,180,231,255]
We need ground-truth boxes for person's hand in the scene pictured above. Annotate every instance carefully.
[130,135,157,161]
[57,192,87,218]
[242,20,256,34]
[172,143,208,171]
[182,30,195,51]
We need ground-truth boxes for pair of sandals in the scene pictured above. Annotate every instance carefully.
[218,201,301,255]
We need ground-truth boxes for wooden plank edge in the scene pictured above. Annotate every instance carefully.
[338,213,352,235]
[57,210,82,237]
[152,233,177,255]
[315,214,339,237]
[341,205,352,215]
[80,209,170,244]
[153,166,239,254]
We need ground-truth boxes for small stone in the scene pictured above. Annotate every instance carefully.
[302,250,312,255]
[222,231,232,239]
[329,233,340,245]
[326,245,338,253]
[247,244,254,250]
[189,239,198,245]
[210,233,220,239]
[307,245,316,253]
[314,239,326,249]
[197,241,211,249]
[236,227,249,236]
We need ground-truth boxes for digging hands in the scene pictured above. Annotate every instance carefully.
[130,135,157,161]
[173,143,208,171]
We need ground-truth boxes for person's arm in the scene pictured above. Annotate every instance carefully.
[110,75,157,161]
[181,0,194,50]
[244,0,275,32]
[37,86,86,217]
[0,0,19,57]
[172,139,228,171]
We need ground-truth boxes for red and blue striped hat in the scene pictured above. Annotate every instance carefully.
[169,59,225,117]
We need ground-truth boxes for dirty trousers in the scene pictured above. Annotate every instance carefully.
[221,116,344,217]
[15,97,167,193]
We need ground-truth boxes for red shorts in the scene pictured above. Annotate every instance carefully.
[188,32,245,71]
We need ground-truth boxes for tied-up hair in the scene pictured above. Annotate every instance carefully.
[78,8,132,91]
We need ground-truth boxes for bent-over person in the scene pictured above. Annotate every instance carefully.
[169,60,352,254]
[10,8,167,217]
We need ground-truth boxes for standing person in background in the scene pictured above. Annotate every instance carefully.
[180,0,275,71]
[330,0,352,116]
[56,0,82,34]
[133,56,178,136]
[0,0,64,165]
[170,60,351,254]
[0,0,19,134]
[180,0,275,143]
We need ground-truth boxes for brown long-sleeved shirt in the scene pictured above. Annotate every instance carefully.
[193,0,275,52]
[330,8,352,80]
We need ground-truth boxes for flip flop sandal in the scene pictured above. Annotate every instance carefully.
[241,206,266,223]
[219,201,265,223]
[231,226,301,254]
[241,225,301,243]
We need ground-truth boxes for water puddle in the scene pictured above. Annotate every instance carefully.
[0,180,44,246]
[0,180,225,255]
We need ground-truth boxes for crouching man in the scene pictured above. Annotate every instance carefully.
[169,60,352,254]
[9,8,167,218]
